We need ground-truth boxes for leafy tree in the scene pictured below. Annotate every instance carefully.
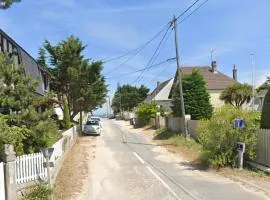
[0,115,28,160]
[197,105,260,168]
[220,83,252,107]
[257,76,270,92]
[0,0,20,9]
[0,53,60,154]
[112,84,149,113]
[43,36,107,120]
[171,70,213,120]
[135,103,159,126]
[261,88,270,129]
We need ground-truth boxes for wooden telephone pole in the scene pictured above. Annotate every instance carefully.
[172,16,188,137]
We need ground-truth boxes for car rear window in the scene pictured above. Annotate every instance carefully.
[86,121,99,125]
[91,117,100,121]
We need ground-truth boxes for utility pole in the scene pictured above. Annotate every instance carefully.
[173,16,188,137]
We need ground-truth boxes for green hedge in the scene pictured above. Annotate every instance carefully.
[197,105,260,168]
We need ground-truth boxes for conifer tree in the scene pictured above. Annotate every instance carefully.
[0,53,59,153]
[171,69,213,120]
[261,88,270,129]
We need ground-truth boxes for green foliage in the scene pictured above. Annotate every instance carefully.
[220,83,252,107]
[197,105,260,168]
[261,89,270,129]
[172,69,213,120]
[257,77,270,92]
[43,36,107,119]
[0,115,28,160]
[0,0,20,9]
[24,119,59,153]
[63,96,71,129]
[37,47,48,70]
[135,103,159,126]
[22,183,51,200]
[0,53,60,158]
[112,84,149,113]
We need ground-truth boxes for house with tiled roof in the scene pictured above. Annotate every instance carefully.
[144,61,238,110]
[144,78,174,109]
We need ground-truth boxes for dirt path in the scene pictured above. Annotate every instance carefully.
[53,136,97,200]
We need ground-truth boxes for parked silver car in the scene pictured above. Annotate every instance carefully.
[83,120,101,135]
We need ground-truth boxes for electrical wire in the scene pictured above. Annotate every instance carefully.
[103,23,171,63]
[136,28,173,84]
[106,58,175,79]
[178,0,209,24]
[132,0,206,85]
[176,0,200,20]
[132,25,172,85]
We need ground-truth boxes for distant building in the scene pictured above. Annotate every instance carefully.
[0,28,50,96]
[246,89,268,111]
[144,78,174,110]
[144,61,238,110]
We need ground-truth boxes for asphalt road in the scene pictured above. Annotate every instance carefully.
[84,119,269,200]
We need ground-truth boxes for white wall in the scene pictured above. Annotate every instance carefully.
[209,90,224,109]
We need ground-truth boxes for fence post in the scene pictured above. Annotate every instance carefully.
[4,144,17,200]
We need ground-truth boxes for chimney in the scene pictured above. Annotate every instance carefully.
[157,81,160,87]
[233,64,237,81]
[211,61,217,72]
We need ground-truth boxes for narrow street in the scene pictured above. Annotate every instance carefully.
[73,119,268,200]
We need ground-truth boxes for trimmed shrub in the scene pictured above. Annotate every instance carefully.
[197,105,260,168]
[261,89,270,129]
[172,69,213,120]
[135,103,159,126]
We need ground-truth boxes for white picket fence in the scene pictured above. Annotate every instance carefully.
[16,153,47,184]
[51,138,64,162]
[15,125,78,186]
[0,162,5,200]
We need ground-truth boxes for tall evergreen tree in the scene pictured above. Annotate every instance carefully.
[0,53,60,153]
[171,69,213,120]
[43,36,107,119]
[261,88,270,129]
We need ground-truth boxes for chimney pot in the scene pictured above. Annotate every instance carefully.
[233,64,237,81]
[211,61,217,72]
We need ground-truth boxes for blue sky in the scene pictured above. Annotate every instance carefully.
[1,0,270,114]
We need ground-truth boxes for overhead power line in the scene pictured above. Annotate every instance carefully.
[103,23,171,63]
[135,28,173,84]
[176,0,200,20]
[106,58,175,79]
[133,25,172,84]
[133,0,207,85]
[178,0,209,24]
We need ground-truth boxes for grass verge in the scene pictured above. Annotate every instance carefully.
[154,128,205,168]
